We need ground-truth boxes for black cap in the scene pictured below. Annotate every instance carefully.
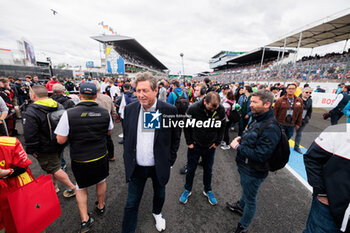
[222,84,230,90]
[80,82,97,95]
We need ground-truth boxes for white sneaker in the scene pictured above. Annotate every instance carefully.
[152,213,166,232]
[118,133,123,138]
[220,141,226,146]
[221,145,230,150]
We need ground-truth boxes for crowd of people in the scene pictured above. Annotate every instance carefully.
[0,72,349,233]
[205,51,350,83]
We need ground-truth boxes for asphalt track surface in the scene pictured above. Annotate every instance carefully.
[19,109,346,233]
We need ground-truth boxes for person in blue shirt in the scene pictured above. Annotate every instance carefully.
[167,80,187,106]
[343,100,350,123]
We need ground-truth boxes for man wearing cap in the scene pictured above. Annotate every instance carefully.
[314,85,325,93]
[55,82,113,233]
[220,84,231,104]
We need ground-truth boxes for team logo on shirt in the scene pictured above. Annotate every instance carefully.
[144,110,162,129]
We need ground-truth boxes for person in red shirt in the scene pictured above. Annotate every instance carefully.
[46,76,59,92]
[0,137,34,233]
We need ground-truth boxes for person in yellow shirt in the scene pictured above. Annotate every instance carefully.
[294,81,302,97]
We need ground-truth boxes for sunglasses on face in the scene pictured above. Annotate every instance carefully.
[305,92,312,94]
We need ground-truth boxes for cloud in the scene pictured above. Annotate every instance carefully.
[0,0,349,75]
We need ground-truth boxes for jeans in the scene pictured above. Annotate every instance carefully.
[282,125,295,140]
[122,166,165,233]
[185,146,215,192]
[303,197,341,233]
[294,123,307,148]
[223,120,234,145]
[237,166,265,229]
[238,117,249,136]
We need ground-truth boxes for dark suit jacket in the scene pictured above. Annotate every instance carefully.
[123,100,181,186]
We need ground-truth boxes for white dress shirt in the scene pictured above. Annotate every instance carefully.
[136,100,157,166]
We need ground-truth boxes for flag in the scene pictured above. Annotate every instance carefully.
[98,21,104,26]
[109,27,114,33]
[103,25,108,29]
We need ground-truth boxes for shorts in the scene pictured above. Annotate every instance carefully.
[37,152,62,174]
[71,155,109,189]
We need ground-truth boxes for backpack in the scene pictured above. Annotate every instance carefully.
[257,120,290,172]
[173,91,189,114]
[39,104,65,141]
[227,102,241,123]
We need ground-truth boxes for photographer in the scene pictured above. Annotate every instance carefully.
[273,83,303,140]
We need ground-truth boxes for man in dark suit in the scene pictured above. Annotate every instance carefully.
[122,72,181,233]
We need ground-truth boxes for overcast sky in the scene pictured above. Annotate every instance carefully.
[0,0,349,75]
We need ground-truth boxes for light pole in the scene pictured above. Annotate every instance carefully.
[180,53,184,76]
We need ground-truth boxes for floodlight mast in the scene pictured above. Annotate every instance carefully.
[180,53,184,76]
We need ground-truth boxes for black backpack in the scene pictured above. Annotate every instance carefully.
[257,120,290,172]
[227,102,241,123]
[173,91,189,115]
[39,104,65,142]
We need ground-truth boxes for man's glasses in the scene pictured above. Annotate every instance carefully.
[305,92,312,94]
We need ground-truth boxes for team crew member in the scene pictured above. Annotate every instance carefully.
[0,137,34,233]
[180,91,226,206]
[303,123,350,233]
[55,82,113,233]
[122,72,180,233]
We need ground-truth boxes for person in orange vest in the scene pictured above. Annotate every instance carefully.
[0,137,34,233]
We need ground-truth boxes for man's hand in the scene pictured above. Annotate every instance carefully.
[32,153,38,158]
[244,115,249,119]
[230,137,241,150]
[209,143,216,149]
[188,144,194,149]
[0,168,11,177]
[317,196,329,205]
[295,125,300,130]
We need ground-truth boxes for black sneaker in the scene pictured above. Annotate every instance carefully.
[233,223,248,233]
[118,140,124,144]
[80,216,94,233]
[294,147,303,154]
[226,201,243,216]
[179,165,187,174]
[95,201,106,216]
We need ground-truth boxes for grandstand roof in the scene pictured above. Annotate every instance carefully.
[226,47,295,64]
[267,12,350,48]
[91,35,167,71]
[211,51,246,59]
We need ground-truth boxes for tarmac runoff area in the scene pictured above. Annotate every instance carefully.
[20,109,346,233]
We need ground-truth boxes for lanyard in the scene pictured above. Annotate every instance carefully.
[204,109,217,118]
[287,97,294,109]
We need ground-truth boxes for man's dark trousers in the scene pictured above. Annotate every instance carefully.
[107,135,114,159]
[122,165,165,233]
[185,146,215,192]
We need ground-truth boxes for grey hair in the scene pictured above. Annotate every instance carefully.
[302,87,312,92]
[135,72,157,91]
[52,84,65,94]
[92,80,101,91]
[251,90,274,108]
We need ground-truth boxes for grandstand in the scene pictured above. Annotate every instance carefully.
[91,35,168,77]
[200,10,350,84]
